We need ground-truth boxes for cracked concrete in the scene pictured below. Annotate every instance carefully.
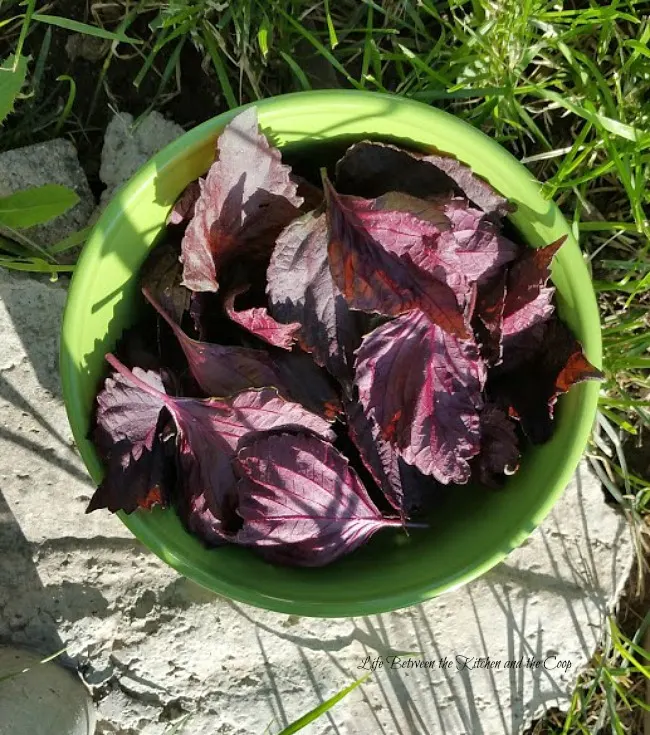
[0,267,635,734]
[99,112,186,208]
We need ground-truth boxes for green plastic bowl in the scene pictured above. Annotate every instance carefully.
[60,90,601,617]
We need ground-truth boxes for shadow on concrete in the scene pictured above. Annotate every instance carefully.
[0,489,65,655]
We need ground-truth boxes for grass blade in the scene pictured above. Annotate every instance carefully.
[202,24,238,108]
[324,0,339,49]
[53,75,76,136]
[272,4,365,90]
[277,673,370,734]
[533,87,645,143]
[14,0,36,60]
[279,51,312,90]
[0,258,74,273]
[31,14,142,44]
[48,226,91,256]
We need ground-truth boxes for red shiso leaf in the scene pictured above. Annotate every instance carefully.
[143,286,284,394]
[180,108,303,292]
[502,236,565,336]
[362,192,516,306]
[335,141,512,216]
[92,366,167,459]
[170,388,335,542]
[472,404,520,487]
[167,179,202,226]
[345,399,441,514]
[272,350,343,421]
[324,176,468,339]
[488,317,603,443]
[440,198,519,282]
[292,174,324,211]
[234,432,401,567]
[473,271,507,365]
[92,354,334,541]
[372,190,451,229]
[140,237,190,327]
[355,310,484,484]
[224,285,300,350]
[88,370,176,514]
[267,210,360,383]
[145,285,341,418]
[345,398,404,513]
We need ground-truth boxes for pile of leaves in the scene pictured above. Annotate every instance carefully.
[87,108,602,567]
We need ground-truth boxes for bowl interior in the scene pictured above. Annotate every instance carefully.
[60,91,601,617]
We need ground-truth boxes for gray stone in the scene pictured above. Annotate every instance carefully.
[0,272,635,734]
[99,112,185,206]
[0,647,95,735]
[0,139,95,248]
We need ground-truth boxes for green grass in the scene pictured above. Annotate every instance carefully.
[1,0,649,730]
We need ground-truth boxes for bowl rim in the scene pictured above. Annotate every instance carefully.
[60,89,602,616]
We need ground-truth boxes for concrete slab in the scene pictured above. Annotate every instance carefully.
[0,139,94,249]
[99,112,185,207]
[0,271,634,734]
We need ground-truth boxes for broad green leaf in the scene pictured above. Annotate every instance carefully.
[0,54,28,126]
[278,673,370,734]
[32,14,143,44]
[0,185,79,229]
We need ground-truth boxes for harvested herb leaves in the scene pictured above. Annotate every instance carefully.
[88,109,603,567]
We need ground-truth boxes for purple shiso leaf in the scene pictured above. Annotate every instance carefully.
[473,271,507,366]
[143,287,340,418]
[439,198,519,283]
[143,286,286,396]
[335,141,513,216]
[472,403,520,487]
[88,370,176,514]
[324,176,469,339]
[371,190,452,229]
[355,310,484,484]
[369,192,517,286]
[168,179,202,226]
[96,354,334,541]
[180,108,303,292]
[224,285,301,350]
[234,432,402,567]
[87,436,172,514]
[272,350,343,421]
[92,366,167,460]
[292,174,324,212]
[267,210,360,383]
[501,236,565,337]
[337,189,515,311]
[344,398,404,513]
[139,237,191,327]
[488,317,603,443]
